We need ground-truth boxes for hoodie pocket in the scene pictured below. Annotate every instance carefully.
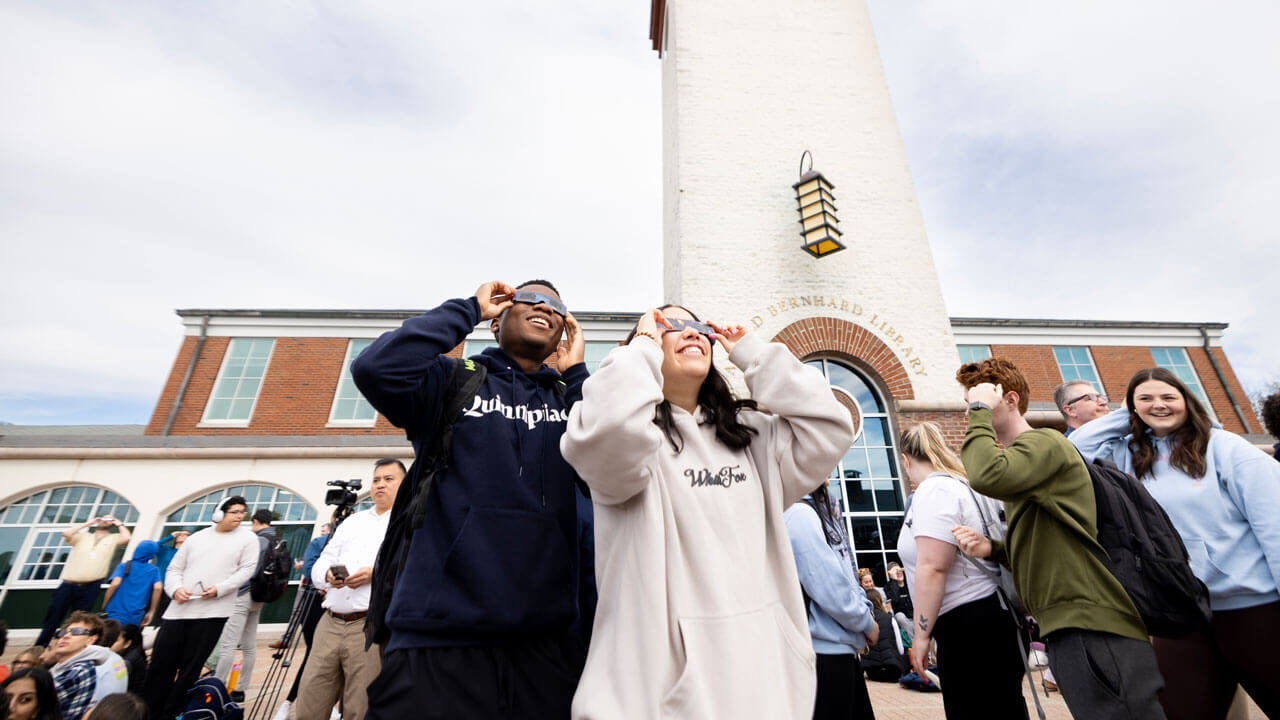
[406,508,575,634]
[661,603,815,719]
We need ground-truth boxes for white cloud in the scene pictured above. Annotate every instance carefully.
[867,0,1280,396]
[2,0,1277,424]
[0,1,662,419]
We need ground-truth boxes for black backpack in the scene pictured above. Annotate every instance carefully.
[181,676,244,720]
[249,535,291,603]
[364,358,488,648]
[1079,452,1212,637]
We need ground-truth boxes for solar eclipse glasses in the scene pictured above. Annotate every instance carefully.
[511,290,566,317]
[663,317,715,338]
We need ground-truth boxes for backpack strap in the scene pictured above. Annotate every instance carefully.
[404,358,488,532]
[364,357,487,649]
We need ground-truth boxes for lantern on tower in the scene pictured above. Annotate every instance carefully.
[794,151,845,258]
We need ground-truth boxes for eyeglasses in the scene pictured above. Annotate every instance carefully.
[54,627,95,639]
[1066,392,1107,406]
[511,290,566,317]
[662,317,715,338]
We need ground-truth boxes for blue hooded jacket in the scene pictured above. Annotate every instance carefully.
[105,540,162,625]
[352,296,589,649]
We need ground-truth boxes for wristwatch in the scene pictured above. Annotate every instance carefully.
[968,401,992,413]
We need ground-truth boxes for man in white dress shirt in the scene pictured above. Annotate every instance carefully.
[294,458,404,720]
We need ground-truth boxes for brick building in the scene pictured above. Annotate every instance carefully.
[0,307,1263,629]
[0,0,1269,629]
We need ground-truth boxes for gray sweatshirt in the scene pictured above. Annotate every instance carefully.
[562,332,854,719]
[162,525,259,619]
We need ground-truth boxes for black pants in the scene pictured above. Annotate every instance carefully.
[1047,628,1166,720]
[366,637,578,720]
[814,653,876,720]
[285,589,327,703]
[1152,600,1280,720]
[143,617,228,720]
[36,580,102,646]
[932,593,1029,720]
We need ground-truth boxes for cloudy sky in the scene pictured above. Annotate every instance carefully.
[2,1,1277,426]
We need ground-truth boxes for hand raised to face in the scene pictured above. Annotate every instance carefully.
[474,281,517,321]
[634,308,674,342]
[708,322,748,355]
[552,313,586,373]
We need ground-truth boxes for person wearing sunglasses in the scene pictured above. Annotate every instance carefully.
[354,279,589,719]
[1052,380,1111,436]
[562,304,854,719]
[47,612,128,720]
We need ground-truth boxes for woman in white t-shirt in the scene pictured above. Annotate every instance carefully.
[895,422,1028,719]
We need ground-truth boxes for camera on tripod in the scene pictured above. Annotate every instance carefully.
[325,479,362,509]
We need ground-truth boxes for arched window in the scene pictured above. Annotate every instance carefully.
[0,486,140,627]
[162,485,317,583]
[804,359,904,585]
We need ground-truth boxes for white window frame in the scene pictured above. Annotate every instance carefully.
[1150,347,1212,410]
[0,486,139,590]
[1053,346,1102,387]
[199,338,275,427]
[956,345,992,364]
[161,484,318,583]
[327,339,377,427]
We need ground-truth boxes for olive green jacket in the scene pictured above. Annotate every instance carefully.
[961,409,1147,641]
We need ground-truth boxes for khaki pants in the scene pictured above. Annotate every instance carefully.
[294,612,381,720]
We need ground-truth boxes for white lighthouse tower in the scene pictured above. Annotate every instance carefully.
[653,0,962,411]
[652,0,965,566]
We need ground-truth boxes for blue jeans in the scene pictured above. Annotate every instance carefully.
[36,580,103,646]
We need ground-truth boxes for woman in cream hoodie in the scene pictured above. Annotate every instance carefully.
[562,306,854,719]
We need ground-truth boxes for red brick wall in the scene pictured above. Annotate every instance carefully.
[773,318,914,400]
[1089,346,1154,400]
[987,345,1061,403]
[147,337,466,436]
[984,344,1256,434]
[896,410,969,452]
[145,331,1259,438]
[1189,346,1258,434]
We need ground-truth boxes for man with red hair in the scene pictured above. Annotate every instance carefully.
[951,358,1166,720]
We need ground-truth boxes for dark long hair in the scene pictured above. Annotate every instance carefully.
[1,667,64,720]
[804,484,845,547]
[626,304,759,452]
[1125,367,1212,480]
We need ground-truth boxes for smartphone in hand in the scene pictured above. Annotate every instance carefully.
[330,564,349,581]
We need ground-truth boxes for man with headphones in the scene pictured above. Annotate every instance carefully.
[143,495,260,720]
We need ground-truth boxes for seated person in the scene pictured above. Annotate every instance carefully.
[11,647,47,673]
[884,562,914,620]
[110,624,148,695]
[48,612,128,720]
[860,587,909,683]
[2,667,63,720]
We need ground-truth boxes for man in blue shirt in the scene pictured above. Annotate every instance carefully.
[102,540,163,627]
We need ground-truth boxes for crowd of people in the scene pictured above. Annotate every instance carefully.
[4,279,1280,720]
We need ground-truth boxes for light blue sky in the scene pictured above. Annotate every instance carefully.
[2,1,1277,426]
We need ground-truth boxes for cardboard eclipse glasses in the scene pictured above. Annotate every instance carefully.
[663,317,715,338]
[510,290,567,317]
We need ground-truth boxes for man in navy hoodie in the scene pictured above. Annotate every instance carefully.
[355,279,588,720]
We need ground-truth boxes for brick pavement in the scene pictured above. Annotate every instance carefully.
[3,632,1266,719]
[234,632,1265,719]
